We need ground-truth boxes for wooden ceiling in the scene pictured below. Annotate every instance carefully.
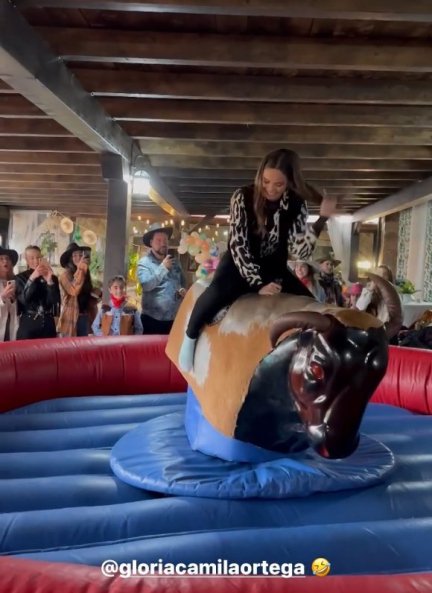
[1,1,432,218]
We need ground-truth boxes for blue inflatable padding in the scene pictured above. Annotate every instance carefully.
[4,393,186,415]
[2,394,432,577]
[111,410,394,499]
[185,386,295,463]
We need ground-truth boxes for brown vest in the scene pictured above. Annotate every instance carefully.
[100,305,136,336]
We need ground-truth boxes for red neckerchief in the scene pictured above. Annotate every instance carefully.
[111,295,126,309]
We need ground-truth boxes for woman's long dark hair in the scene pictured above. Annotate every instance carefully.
[66,260,93,298]
[253,149,323,237]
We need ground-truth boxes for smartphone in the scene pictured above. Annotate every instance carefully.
[7,280,15,287]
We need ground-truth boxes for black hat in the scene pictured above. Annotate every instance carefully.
[60,242,91,268]
[0,246,19,267]
[142,223,173,247]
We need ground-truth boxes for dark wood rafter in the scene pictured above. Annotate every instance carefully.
[127,123,432,145]
[0,1,431,217]
[40,28,432,72]
[75,70,432,106]
[17,0,432,23]
[0,0,187,216]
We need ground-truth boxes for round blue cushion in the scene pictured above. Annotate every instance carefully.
[110,412,395,499]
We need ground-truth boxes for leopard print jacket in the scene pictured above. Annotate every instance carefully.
[228,188,317,289]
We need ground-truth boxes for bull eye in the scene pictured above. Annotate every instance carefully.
[310,362,324,381]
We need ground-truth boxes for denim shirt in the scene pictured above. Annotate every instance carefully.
[137,252,185,321]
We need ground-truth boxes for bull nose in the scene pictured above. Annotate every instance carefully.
[307,424,326,444]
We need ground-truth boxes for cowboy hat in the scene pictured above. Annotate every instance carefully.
[60,242,91,268]
[142,223,173,247]
[315,255,341,267]
[288,259,320,273]
[0,246,18,267]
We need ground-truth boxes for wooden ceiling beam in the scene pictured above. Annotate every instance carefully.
[178,191,391,200]
[0,118,72,136]
[76,70,432,106]
[105,98,432,127]
[0,151,100,165]
[140,140,432,160]
[40,28,432,73]
[129,123,432,145]
[150,155,432,171]
[0,182,105,190]
[19,1,432,23]
[157,168,425,181]
[0,137,92,152]
[0,163,101,175]
[0,95,46,117]
[353,176,432,222]
[170,180,404,189]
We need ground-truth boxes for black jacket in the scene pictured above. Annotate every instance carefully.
[15,269,61,316]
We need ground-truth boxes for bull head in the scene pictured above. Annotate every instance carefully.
[235,274,401,459]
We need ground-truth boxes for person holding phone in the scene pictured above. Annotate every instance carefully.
[137,223,186,334]
[0,246,19,341]
[58,242,95,337]
[15,245,60,340]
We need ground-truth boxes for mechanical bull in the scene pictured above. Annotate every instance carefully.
[166,274,402,460]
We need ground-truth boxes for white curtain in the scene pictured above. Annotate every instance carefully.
[327,219,353,281]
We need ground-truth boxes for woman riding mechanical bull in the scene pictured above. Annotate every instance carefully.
[167,149,402,461]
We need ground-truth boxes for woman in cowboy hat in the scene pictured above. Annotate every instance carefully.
[0,246,19,341]
[57,242,95,337]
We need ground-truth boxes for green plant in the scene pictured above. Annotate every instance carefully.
[89,250,104,282]
[396,278,418,295]
[38,231,58,263]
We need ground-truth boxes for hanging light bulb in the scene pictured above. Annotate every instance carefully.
[138,215,141,221]
[181,220,185,226]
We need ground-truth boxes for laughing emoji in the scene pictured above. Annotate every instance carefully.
[312,557,331,577]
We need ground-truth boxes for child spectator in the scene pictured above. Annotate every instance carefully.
[92,275,143,336]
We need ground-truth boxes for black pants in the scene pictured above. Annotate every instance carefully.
[17,313,57,340]
[186,251,313,339]
[141,314,174,335]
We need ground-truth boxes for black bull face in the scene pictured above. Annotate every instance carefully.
[234,321,388,459]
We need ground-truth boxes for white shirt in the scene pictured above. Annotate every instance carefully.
[0,280,18,341]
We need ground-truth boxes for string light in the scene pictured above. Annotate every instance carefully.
[181,220,185,226]
[146,219,150,225]
[138,215,141,221]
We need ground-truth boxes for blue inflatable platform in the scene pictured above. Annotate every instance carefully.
[1,394,432,576]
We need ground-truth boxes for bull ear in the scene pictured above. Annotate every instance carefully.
[368,273,402,339]
[270,312,342,348]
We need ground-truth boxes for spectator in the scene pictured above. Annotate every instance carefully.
[293,260,326,303]
[0,246,19,341]
[356,264,396,324]
[92,275,143,336]
[58,242,94,337]
[15,245,60,339]
[138,223,186,335]
[317,256,344,306]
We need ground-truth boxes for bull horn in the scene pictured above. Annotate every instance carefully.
[368,272,402,339]
[270,312,343,348]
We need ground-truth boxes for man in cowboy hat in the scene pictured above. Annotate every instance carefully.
[137,223,186,334]
[0,246,19,341]
[316,255,344,306]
